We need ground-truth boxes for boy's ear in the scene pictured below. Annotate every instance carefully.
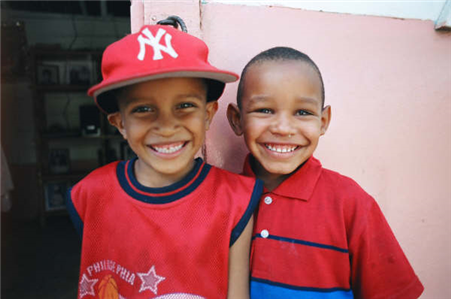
[205,101,219,130]
[107,112,127,139]
[320,105,332,136]
[227,103,243,136]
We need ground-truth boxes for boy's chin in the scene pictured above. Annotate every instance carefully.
[258,160,305,177]
[266,166,298,176]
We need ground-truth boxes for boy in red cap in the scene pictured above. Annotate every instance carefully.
[66,22,262,299]
[227,47,424,298]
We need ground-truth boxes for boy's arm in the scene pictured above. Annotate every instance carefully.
[227,215,253,299]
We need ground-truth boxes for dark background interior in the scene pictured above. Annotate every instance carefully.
[1,1,130,297]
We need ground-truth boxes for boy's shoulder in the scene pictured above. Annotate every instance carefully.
[83,160,119,179]
[73,160,121,191]
[291,156,369,196]
[211,163,257,181]
[208,163,261,190]
[320,165,369,196]
[296,157,375,207]
[313,159,378,211]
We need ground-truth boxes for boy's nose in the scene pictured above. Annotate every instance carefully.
[152,112,180,136]
[270,113,296,137]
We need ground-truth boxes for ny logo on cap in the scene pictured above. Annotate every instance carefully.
[137,28,179,61]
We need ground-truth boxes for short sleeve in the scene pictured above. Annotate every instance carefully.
[347,196,424,299]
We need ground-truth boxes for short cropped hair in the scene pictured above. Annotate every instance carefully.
[237,47,325,108]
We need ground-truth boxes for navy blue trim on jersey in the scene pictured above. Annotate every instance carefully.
[230,179,263,247]
[253,233,348,253]
[117,157,211,204]
[66,187,83,238]
[251,278,353,299]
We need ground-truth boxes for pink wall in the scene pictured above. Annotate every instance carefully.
[132,2,451,298]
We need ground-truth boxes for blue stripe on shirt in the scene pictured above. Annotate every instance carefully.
[253,233,349,253]
[251,278,353,299]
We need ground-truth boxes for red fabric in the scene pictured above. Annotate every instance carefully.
[70,161,258,298]
[244,155,424,298]
[88,24,238,112]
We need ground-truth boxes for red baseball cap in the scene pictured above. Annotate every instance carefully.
[88,24,239,114]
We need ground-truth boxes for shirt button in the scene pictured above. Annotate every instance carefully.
[264,196,273,205]
[261,229,269,238]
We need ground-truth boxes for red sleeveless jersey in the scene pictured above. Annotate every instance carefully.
[67,158,262,299]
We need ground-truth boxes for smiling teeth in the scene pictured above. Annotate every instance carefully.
[265,144,298,153]
[152,143,184,154]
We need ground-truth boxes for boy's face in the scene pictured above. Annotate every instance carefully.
[228,60,330,177]
[108,77,218,187]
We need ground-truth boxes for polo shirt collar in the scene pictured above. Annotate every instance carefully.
[242,154,322,201]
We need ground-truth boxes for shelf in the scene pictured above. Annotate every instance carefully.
[32,48,106,226]
[34,84,91,92]
[42,133,123,140]
[42,172,92,181]
[43,209,68,216]
[33,49,102,59]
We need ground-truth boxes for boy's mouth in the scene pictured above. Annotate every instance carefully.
[265,143,299,153]
[149,141,186,154]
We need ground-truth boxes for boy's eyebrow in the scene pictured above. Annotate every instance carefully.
[294,96,320,105]
[247,95,271,105]
[247,95,320,105]
[175,93,205,100]
[125,93,205,102]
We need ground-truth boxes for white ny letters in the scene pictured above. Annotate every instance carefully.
[137,28,179,61]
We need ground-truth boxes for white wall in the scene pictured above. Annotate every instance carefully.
[198,3,450,298]
[206,0,449,23]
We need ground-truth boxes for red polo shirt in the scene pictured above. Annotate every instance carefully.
[243,155,423,299]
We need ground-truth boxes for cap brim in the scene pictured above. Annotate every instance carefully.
[92,70,237,114]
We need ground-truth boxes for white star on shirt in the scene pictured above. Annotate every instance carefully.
[137,265,166,294]
[79,273,98,298]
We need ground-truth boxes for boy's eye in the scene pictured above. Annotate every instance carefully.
[256,108,273,114]
[177,102,196,109]
[296,110,312,116]
[132,106,153,113]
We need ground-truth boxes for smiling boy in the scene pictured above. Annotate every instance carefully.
[66,23,262,299]
[108,78,214,188]
[228,47,423,298]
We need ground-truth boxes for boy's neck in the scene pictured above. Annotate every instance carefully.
[134,159,196,188]
[249,157,292,191]
[249,156,309,191]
